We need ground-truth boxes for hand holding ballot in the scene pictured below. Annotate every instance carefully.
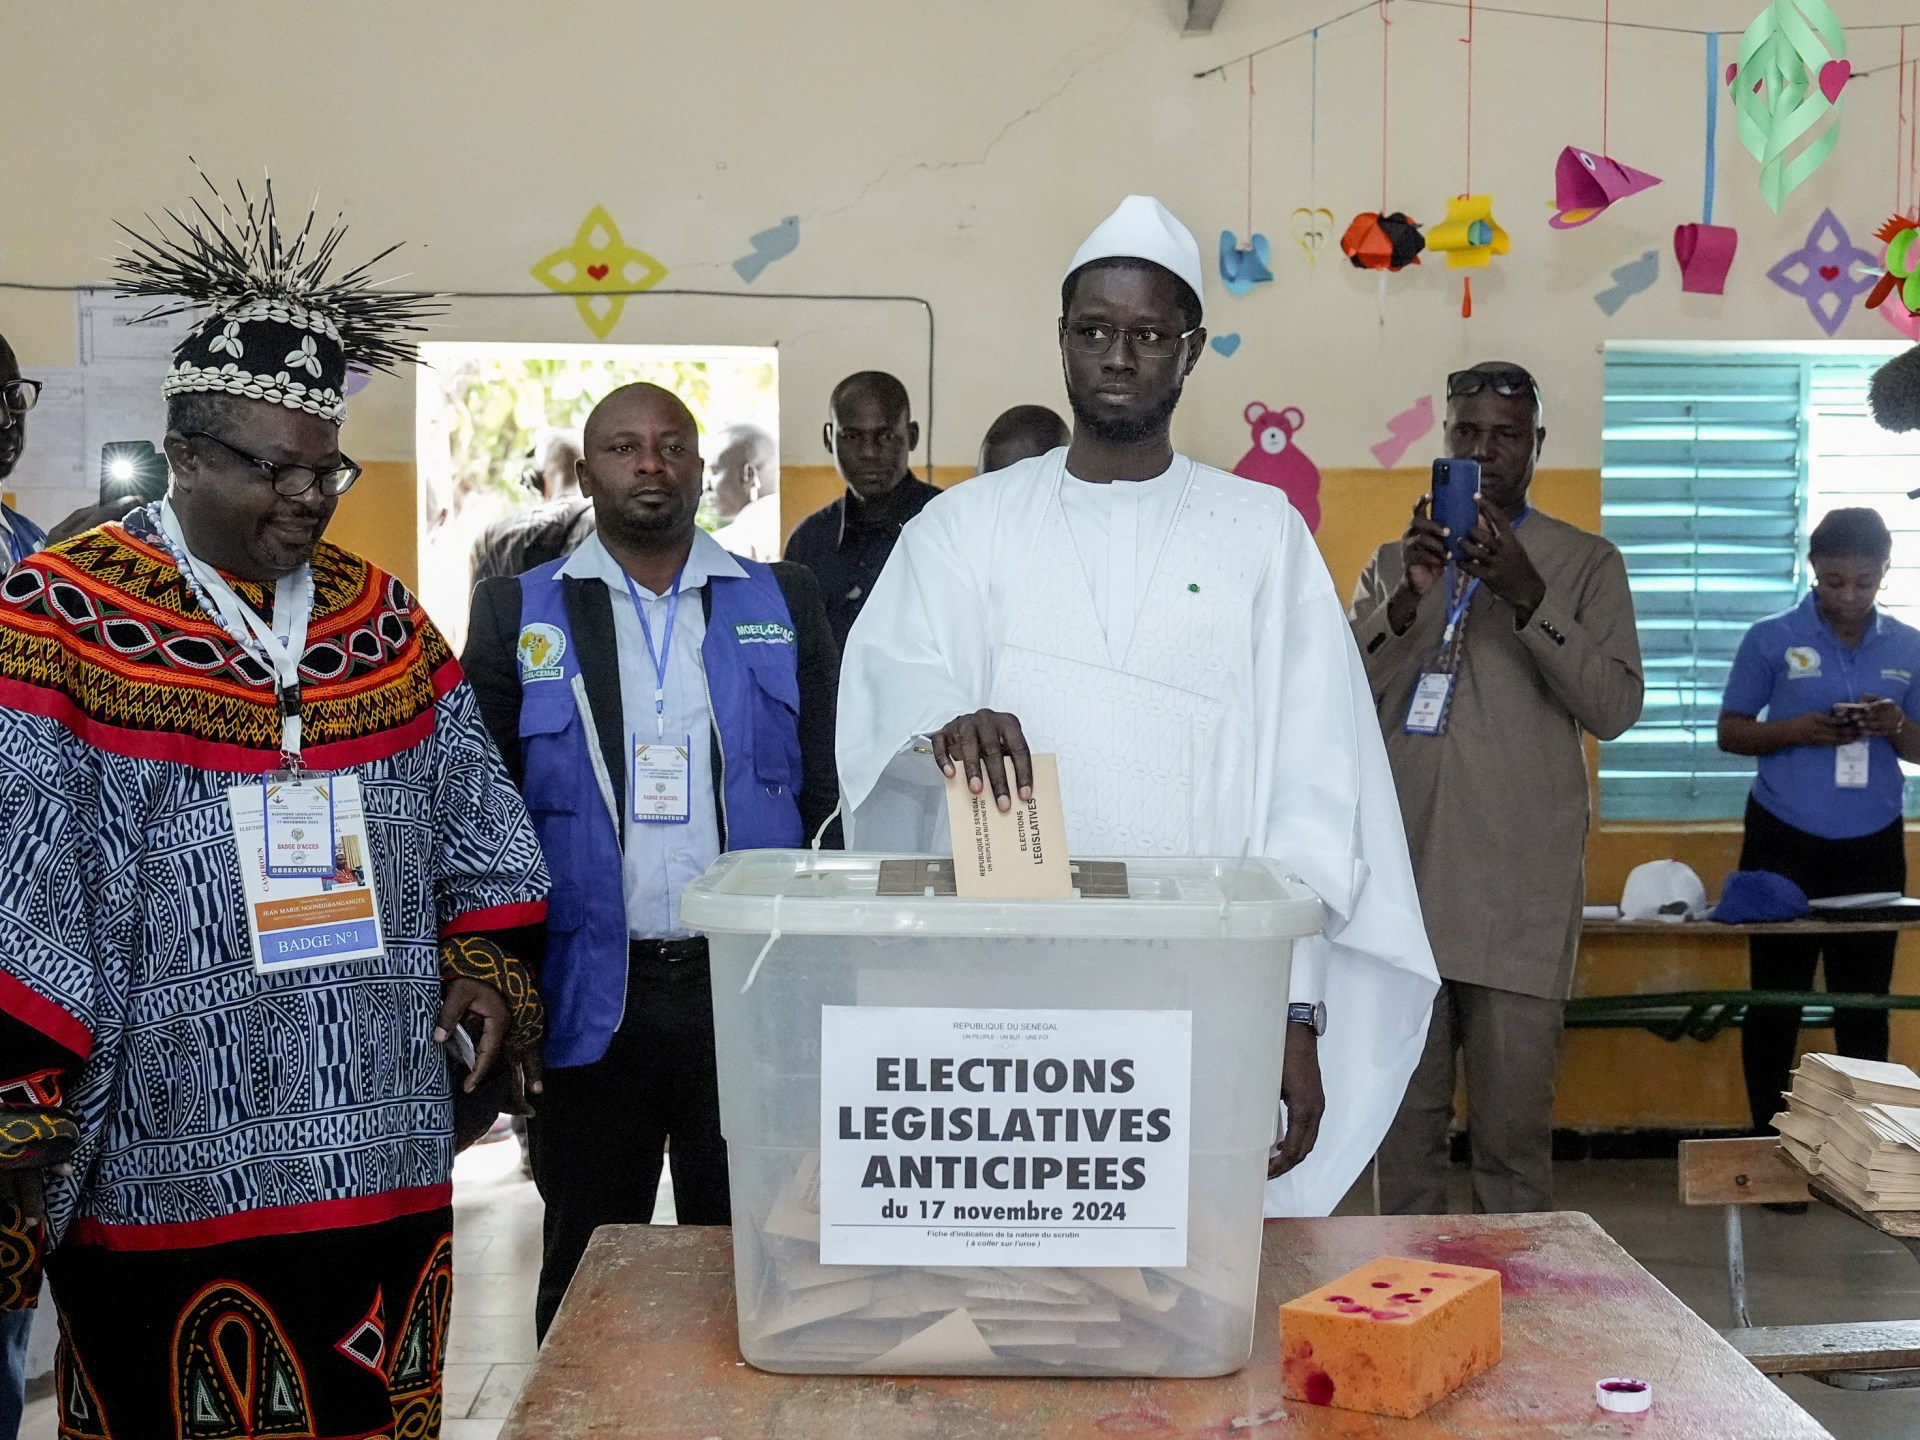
[933,708,1034,812]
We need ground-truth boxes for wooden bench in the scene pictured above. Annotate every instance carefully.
[1574,916,1920,1040]
[1567,989,1920,1041]
[1728,1321,1920,1388]
[1680,1137,1920,1392]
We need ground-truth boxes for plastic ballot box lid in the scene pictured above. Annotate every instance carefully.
[680,849,1324,943]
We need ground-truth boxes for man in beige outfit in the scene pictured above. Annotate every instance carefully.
[1351,361,1642,1214]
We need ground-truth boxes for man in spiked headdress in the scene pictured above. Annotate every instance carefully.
[0,177,549,1434]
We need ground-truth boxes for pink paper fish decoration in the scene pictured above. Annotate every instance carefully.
[1549,146,1662,229]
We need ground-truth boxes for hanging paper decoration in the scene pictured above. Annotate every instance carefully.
[1210,333,1243,357]
[1675,33,1739,296]
[1433,0,1502,316]
[530,205,669,339]
[1675,226,1740,294]
[1765,208,1877,336]
[1299,28,1326,268]
[1549,148,1662,229]
[1428,196,1508,269]
[1292,208,1334,264]
[1342,212,1424,272]
[1881,295,1920,343]
[1866,217,1920,316]
[1730,0,1848,213]
[1345,8,1424,282]
[1546,3,1658,233]
[1233,404,1322,532]
[1219,231,1275,296]
[1429,196,1507,318]
[1594,250,1660,316]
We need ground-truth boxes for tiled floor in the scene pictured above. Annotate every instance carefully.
[17,1150,1920,1438]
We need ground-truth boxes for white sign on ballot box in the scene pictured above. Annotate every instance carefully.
[818,1005,1192,1268]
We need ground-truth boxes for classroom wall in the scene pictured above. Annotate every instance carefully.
[9,0,1920,1131]
[4,0,1917,481]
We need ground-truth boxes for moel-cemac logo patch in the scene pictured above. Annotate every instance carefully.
[517,623,567,682]
[733,621,795,646]
[1884,668,1913,685]
[1784,646,1822,678]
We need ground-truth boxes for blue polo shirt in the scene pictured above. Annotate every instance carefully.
[1722,592,1920,838]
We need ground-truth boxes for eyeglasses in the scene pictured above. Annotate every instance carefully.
[1,380,42,416]
[1062,323,1199,359]
[1446,368,1538,402]
[185,430,362,498]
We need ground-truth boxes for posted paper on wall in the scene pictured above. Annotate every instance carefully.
[819,1006,1192,1267]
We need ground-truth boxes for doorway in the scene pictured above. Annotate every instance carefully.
[415,341,778,647]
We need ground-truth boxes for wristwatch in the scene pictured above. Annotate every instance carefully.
[1288,1001,1328,1037]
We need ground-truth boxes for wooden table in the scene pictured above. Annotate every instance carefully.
[503,1212,1832,1439]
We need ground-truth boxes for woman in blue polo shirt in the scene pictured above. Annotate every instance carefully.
[1718,508,1920,1133]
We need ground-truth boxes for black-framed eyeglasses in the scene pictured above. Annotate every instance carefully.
[185,430,362,498]
[1062,323,1199,360]
[1,380,41,416]
[1446,368,1538,403]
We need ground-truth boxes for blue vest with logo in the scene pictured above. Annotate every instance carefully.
[515,559,805,1066]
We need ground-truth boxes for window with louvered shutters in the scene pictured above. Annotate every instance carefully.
[1598,343,1920,822]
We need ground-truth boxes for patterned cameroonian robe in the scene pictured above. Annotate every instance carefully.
[0,509,547,1440]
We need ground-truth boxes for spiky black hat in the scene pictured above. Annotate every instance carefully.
[112,169,439,423]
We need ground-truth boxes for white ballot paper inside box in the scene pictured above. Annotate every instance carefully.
[819,1005,1192,1268]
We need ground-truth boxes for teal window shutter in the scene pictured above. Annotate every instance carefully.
[1599,353,1804,821]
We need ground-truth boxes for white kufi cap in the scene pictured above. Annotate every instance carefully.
[1064,195,1205,323]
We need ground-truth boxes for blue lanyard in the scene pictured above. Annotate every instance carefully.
[1441,507,1530,645]
[622,566,685,738]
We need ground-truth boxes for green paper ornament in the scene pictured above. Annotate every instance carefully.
[1730,0,1848,213]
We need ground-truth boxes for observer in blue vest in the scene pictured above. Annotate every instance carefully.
[463,383,841,1338]
[1718,507,1920,1136]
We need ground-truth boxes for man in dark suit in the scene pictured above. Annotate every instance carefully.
[783,371,940,649]
[463,383,839,1338]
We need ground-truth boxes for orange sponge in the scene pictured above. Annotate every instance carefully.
[1280,1255,1502,1419]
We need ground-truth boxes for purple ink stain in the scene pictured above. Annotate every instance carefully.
[1303,1370,1336,1405]
[1326,1294,1353,1304]
[1419,1287,1434,1294]
[1370,1281,1391,1289]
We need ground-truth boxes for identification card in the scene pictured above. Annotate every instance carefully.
[261,774,337,879]
[633,736,692,823]
[1837,740,1871,789]
[1404,672,1455,735]
[228,773,385,975]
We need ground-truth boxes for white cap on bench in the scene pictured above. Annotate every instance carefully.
[1620,860,1707,923]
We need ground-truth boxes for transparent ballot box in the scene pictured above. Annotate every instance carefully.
[679,850,1321,1377]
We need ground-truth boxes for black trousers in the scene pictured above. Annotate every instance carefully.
[1739,797,1905,1131]
[528,941,732,1339]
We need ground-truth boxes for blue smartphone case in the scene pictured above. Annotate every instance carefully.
[1430,459,1482,561]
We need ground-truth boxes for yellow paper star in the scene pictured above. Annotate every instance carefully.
[531,205,669,339]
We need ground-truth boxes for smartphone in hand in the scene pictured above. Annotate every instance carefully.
[1430,458,1482,562]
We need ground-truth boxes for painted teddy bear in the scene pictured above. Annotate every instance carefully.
[1232,403,1321,533]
